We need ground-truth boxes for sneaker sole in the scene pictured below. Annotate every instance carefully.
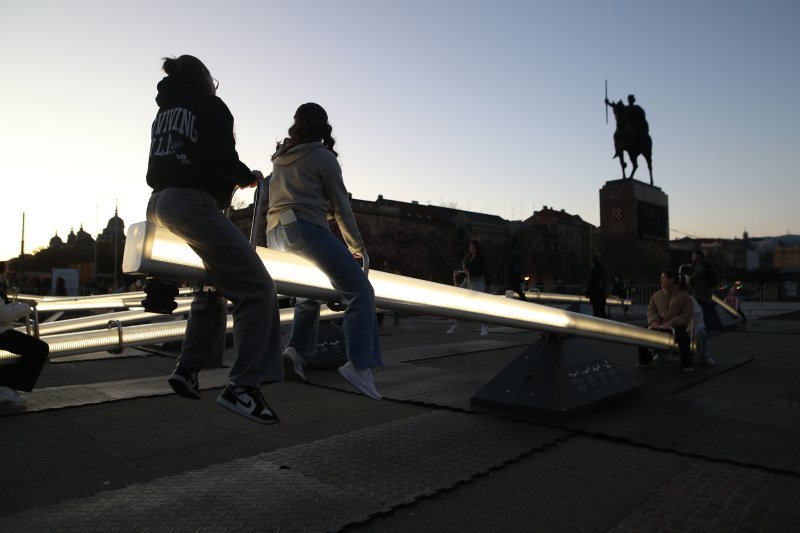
[338,366,382,401]
[168,375,201,400]
[0,397,27,405]
[216,394,280,425]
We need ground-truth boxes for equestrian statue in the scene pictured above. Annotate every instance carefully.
[605,94,653,185]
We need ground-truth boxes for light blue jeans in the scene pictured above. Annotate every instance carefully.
[147,188,283,386]
[267,218,382,370]
[694,324,712,364]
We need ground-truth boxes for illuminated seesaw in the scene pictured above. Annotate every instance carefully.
[122,220,679,416]
[16,298,194,337]
[712,294,743,321]
[0,306,343,361]
[121,221,675,350]
[518,290,632,307]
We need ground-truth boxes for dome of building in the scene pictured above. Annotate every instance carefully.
[75,224,95,246]
[106,212,125,232]
[99,208,126,242]
[49,232,64,248]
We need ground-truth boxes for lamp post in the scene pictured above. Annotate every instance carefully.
[19,212,25,290]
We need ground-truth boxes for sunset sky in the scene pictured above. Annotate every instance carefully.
[2,0,798,262]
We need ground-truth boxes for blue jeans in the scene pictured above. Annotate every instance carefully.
[147,188,283,386]
[267,218,382,370]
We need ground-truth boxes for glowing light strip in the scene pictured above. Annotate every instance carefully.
[520,291,632,306]
[15,299,195,336]
[0,307,342,360]
[712,294,742,320]
[14,289,193,307]
[121,221,676,351]
[32,300,130,313]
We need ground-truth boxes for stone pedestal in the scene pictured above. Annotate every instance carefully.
[599,179,670,283]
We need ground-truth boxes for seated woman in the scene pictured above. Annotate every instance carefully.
[0,299,49,405]
[638,269,694,372]
[266,102,382,400]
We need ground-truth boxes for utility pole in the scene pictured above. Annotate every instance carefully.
[113,201,119,290]
[94,205,98,284]
[19,212,25,290]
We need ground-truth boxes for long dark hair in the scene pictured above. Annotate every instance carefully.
[272,102,337,160]
[469,240,482,255]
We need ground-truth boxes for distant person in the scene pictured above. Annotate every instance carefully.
[266,102,383,400]
[724,283,747,322]
[504,254,527,302]
[586,254,607,318]
[55,277,68,296]
[447,240,489,336]
[0,299,49,405]
[146,54,283,424]
[637,270,694,372]
[610,274,627,318]
[383,261,402,326]
[689,293,715,366]
[0,271,9,304]
[688,250,721,330]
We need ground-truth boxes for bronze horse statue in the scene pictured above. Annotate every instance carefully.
[606,97,653,185]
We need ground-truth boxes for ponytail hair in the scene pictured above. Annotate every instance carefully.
[273,102,338,160]
[161,55,214,94]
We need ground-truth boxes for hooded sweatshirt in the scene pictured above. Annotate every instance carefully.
[146,76,253,210]
[267,142,365,254]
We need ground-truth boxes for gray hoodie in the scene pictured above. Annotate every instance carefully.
[267,142,365,254]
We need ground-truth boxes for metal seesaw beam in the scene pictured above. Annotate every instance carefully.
[520,290,632,307]
[122,221,675,352]
[0,306,343,361]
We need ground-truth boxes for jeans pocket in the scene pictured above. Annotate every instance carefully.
[280,221,305,252]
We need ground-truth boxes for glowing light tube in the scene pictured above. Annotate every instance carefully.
[13,289,194,311]
[520,291,632,306]
[15,299,195,336]
[712,294,742,320]
[0,307,342,361]
[122,221,676,351]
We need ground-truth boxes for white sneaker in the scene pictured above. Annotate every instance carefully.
[480,324,489,336]
[338,361,382,400]
[0,386,27,405]
[446,322,461,335]
[282,346,306,382]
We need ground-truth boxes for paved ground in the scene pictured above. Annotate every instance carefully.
[1,304,799,532]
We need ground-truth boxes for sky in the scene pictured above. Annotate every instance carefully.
[1,0,798,262]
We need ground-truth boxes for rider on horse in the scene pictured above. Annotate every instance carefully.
[605,94,654,183]
[605,94,648,159]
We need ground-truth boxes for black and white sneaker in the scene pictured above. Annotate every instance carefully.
[168,365,201,399]
[216,385,280,425]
